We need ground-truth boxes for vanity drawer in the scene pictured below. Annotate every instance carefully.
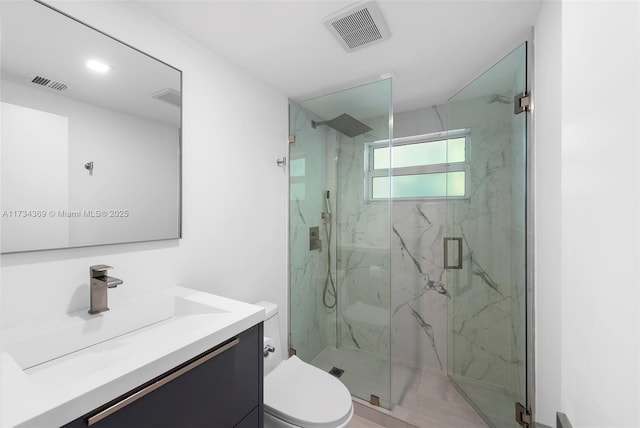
[62,323,263,428]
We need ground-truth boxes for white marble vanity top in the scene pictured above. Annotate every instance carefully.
[0,286,265,427]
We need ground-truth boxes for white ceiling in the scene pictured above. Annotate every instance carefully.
[136,0,542,113]
[1,1,181,126]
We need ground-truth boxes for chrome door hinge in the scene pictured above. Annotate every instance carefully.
[516,402,532,428]
[514,92,531,114]
[288,135,295,144]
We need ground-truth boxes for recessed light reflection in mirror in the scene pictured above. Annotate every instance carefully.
[85,59,110,73]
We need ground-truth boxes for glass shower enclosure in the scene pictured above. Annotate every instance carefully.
[287,41,530,428]
[288,79,393,407]
[446,42,528,427]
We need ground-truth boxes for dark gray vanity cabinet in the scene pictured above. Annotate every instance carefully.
[62,323,263,428]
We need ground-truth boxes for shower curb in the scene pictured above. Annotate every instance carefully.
[352,397,418,428]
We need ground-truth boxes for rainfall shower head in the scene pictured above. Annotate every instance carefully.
[311,113,372,138]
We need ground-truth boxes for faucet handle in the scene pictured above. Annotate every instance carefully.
[90,264,114,278]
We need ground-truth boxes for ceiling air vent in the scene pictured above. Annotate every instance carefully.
[324,1,390,52]
[28,74,69,91]
[152,88,181,107]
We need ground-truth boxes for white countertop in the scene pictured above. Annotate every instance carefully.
[0,286,264,427]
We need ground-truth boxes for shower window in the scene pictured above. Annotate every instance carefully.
[366,129,470,200]
[289,157,306,200]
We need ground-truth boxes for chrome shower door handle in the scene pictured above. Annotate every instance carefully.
[444,237,463,269]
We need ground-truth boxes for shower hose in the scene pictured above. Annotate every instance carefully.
[323,214,337,309]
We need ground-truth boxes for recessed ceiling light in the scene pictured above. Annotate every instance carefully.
[85,59,110,73]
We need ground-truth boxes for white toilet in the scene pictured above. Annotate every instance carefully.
[256,301,354,428]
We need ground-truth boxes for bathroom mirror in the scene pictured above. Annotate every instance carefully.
[0,1,182,253]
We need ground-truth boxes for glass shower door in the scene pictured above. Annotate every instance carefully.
[288,79,393,408]
[445,43,528,427]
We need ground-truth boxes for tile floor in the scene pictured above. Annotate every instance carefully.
[449,375,516,428]
[330,358,492,427]
[349,414,385,428]
[311,346,416,408]
[390,367,489,427]
[311,345,500,427]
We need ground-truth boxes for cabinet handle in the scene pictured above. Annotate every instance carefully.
[87,337,240,426]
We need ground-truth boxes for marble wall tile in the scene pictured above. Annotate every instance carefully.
[288,103,331,362]
[290,87,526,409]
[446,93,526,398]
[390,106,451,376]
[390,202,448,372]
[391,93,526,398]
[334,114,392,356]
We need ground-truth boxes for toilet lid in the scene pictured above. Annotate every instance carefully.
[264,356,353,427]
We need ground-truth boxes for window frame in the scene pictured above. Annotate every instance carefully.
[365,129,471,202]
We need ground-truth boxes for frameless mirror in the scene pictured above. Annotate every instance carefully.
[0,1,182,253]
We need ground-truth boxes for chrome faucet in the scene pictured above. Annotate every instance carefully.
[88,265,123,314]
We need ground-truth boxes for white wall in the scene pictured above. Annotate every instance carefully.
[535,1,640,426]
[533,0,562,425]
[66,101,179,246]
[1,79,180,249]
[0,1,288,346]
[1,102,70,252]
[561,1,640,425]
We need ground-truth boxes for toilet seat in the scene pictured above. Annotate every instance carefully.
[264,356,353,427]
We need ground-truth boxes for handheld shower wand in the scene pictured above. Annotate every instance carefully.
[322,190,336,309]
[324,191,332,216]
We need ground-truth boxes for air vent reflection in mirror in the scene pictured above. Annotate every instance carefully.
[152,88,181,107]
[27,74,71,91]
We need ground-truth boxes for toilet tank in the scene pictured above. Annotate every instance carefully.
[255,301,284,375]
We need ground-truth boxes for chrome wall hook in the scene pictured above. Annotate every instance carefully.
[276,157,286,167]
[84,161,94,175]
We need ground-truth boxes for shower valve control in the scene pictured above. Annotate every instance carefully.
[309,226,321,251]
